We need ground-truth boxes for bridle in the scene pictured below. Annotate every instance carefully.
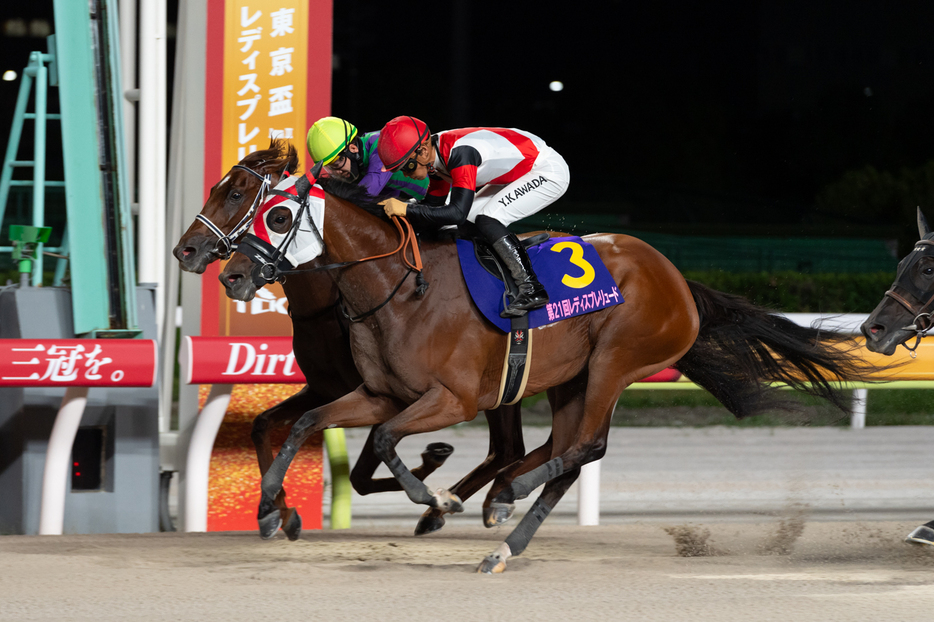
[195,164,272,260]
[237,173,427,322]
[883,236,934,356]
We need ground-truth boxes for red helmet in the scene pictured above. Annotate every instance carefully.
[378,116,431,172]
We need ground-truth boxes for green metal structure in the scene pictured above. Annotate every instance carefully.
[9,225,52,287]
[0,0,139,337]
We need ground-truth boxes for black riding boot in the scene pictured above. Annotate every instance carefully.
[492,233,549,317]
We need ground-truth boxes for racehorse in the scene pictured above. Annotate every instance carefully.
[219,174,879,572]
[173,140,527,539]
[861,207,934,546]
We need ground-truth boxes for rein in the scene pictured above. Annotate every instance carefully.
[284,215,425,323]
[283,215,423,277]
[884,238,934,357]
[240,177,427,322]
[194,164,272,260]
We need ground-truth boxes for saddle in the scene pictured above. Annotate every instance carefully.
[454,228,625,408]
[456,227,549,408]
[461,227,551,302]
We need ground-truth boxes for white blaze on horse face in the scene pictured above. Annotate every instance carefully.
[218,174,231,188]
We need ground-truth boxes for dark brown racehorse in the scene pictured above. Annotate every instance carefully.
[220,176,877,572]
[862,207,934,546]
[173,140,526,539]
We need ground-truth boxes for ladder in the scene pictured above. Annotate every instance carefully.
[0,38,69,287]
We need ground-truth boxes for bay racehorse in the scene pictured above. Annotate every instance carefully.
[861,207,934,546]
[173,140,527,539]
[220,173,879,572]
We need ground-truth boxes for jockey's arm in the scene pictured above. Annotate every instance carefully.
[402,146,479,227]
[404,187,474,227]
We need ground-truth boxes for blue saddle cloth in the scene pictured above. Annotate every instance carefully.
[456,236,625,333]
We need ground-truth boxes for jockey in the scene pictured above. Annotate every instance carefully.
[377,116,570,317]
[306,116,429,201]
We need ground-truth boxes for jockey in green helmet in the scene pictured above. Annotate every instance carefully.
[306,116,428,201]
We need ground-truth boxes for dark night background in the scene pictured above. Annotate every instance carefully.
[3,0,934,251]
[333,0,934,250]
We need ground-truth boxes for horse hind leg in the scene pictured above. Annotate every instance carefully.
[350,426,455,496]
[370,387,476,513]
[416,402,527,536]
[477,468,580,574]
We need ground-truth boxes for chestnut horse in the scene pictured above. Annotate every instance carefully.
[862,207,934,546]
[220,176,876,572]
[173,140,526,539]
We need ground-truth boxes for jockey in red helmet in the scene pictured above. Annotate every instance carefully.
[377,116,570,317]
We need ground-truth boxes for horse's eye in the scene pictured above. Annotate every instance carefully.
[924,266,934,276]
[274,215,288,224]
[231,191,243,201]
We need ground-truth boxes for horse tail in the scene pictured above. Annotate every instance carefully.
[673,280,878,418]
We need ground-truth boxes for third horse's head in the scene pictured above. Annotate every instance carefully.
[862,208,934,355]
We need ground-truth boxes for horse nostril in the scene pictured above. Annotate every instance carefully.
[226,274,242,285]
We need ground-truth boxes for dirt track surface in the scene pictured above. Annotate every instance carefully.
[3,521,934,622]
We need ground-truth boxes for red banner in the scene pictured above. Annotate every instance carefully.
[0,339,157,387]
[181,336,305,384]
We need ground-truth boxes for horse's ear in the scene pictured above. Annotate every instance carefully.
[918,207,931,238]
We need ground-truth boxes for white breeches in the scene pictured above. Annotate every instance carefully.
[466,147,570,227]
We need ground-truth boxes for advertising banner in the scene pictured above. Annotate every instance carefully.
[0,339,157,387]
[182,336,306,384]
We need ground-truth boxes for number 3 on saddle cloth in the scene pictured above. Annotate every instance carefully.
[456,236,625,407]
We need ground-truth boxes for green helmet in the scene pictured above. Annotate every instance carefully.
[306,117,358,165]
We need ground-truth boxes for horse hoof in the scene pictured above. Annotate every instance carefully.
[258,510,282,540]
[414,511,446,536]
[477,554,507,574]
[905,524,934,546]
[282,508,302,541]
[483,502,515,528]
[421,442,454,469]
[431,489,463,513]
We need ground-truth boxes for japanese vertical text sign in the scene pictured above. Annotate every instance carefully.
[0,340,157,387]
[203,0,332,337]
[199,0,332,533]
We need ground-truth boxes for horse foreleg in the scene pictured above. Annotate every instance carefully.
[487,379,585,511]
[477,468,581,574]
[349,426,454,496]
[256,386,401,538]
[481,436,554,528]
[416,402,527,536]
[250,386,320,539]
[370,386,475,512]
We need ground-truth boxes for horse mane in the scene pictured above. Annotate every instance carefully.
[241,138,300,176]
[317,177,389,220]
